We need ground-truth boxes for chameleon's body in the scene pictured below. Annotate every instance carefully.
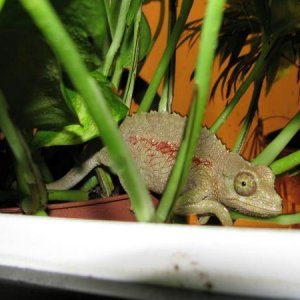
[47,112,283,225]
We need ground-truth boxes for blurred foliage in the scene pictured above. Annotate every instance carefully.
[0,0,150,136]
[32,72,128,147]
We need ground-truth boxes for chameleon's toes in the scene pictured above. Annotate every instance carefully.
[197,215,211,225]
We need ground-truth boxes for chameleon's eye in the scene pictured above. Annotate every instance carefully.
[234,171,257,196]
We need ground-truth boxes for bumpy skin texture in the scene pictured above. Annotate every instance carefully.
[47,112,283,225]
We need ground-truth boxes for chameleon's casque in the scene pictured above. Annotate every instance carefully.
[47,112,283,225]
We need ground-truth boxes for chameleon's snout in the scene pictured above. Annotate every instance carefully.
[267,191,283,215]
[263,193,283,216]
[222,166,284,217]
[239,185,283,217]
[253,165,283,216]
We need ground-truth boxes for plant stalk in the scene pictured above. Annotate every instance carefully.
[48,190,89,201]
[138,0,193,112]
[209,42,273,133]
[253,110,300,166]
[80,176,99,192]
[154,0,226,222]
[270,150,300,175]
[104,0,116,38]
[0,0,5,10]
[0,91,47,213]
[232,77,263,153]
[122,6,142,107]
[102,0,131,77]
[158,0,177,113]
[231,210,300,225]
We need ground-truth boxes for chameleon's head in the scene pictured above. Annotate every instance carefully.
[220,164,283,217]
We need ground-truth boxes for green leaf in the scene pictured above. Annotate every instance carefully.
[0,0,113,130]
[32,73,128,148]
[0,30,76,130]
[266,49,281,94]
[0,92,47,214]
[104,0,121,37]
[126,0,142,26]
[50,0,111,69]
[91,69,130,119]
[0,0,111,69]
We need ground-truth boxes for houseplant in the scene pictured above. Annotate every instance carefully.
[0,0,299,225]
[0,0,300,298]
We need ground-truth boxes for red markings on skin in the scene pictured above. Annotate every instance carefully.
[128,135,212,168]
[192,157,212,167]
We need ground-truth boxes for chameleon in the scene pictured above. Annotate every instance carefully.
[47,111,283,225]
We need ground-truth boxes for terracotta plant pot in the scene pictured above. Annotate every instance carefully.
[0,194,159,222]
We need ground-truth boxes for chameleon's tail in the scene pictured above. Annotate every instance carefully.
[46,153,100,190]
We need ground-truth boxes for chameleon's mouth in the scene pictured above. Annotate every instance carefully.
[224,199,282,217]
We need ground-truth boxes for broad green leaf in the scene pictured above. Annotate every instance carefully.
[50,0,111,69]
[0,0,110,69]
[0,0,112,130]
[0,30,76,130]
[31,73,128,148]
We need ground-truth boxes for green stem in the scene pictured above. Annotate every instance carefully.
[102,0,131,77]
[0,0,5,10]
[270,150,300,175]
[0,96,27,173]
[231,210,300,225]
[253,111,300,166]
[138,0,193,112]
[48,190,89,201]
[80,175,99,191]
[209,42,273,133]
[32,150,53,183]
[123,6,142,108]
[158,0,176,113]
[232,77,263,153]
[20,0,154,222]
[111,54,124,89]
[153,0,226,222]
[153,100,196,222]
[0,92,47,213]
[95,167,114,197]
[35,210,48,216]
[136,0,165,73]
[147,0,165,52]
[104,0,116,38]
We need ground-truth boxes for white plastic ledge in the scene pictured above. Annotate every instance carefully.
[0,214,299,299]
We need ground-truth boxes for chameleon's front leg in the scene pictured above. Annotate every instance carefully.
[173,190,233,226]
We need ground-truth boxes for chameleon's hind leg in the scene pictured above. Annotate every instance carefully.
[173,189,233,226]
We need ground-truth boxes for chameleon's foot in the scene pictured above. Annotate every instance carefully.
[197,215,211,225]
[174,193,233,226]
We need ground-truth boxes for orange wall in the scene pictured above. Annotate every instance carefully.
[141,1,300,159]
